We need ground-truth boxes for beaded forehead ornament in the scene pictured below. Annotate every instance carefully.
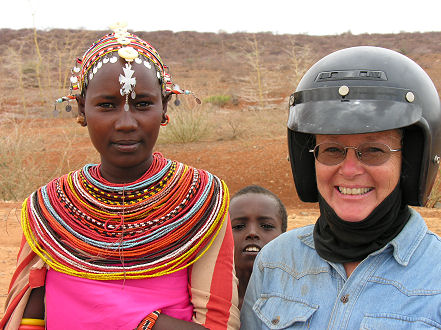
[55,22,200,114]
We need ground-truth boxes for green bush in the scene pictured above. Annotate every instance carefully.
[159,102,210,143]
[203,95,232,107]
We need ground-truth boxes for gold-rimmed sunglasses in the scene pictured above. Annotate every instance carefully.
[309,142,401,166]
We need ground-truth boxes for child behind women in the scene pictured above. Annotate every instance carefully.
[229,185,287,309]
[1,23,239,330]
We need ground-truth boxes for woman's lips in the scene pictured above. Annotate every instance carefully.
[113,141,140,152]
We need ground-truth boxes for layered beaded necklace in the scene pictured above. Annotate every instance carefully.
[21,153,229,280]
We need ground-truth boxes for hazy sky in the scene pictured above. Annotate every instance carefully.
[2,0,440,35]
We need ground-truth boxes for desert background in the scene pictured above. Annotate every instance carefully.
[1,28,441,314]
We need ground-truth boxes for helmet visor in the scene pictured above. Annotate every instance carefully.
[288,86,422,134]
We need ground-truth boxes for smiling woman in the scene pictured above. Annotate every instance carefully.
[1,24,239,330]
[314,130,402,222]
[241,46,441,329]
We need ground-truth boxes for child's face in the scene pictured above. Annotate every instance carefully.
[78,57,166,182]
[230,193,283,272]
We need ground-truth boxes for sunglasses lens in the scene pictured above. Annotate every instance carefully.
[357,143,391,165]
[315,143,346,165]
[314,142,394,166]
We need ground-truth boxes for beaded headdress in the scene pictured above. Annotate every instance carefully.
[55,22,199,114]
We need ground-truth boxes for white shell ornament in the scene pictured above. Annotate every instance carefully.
[103,57,110,64]
[73,67,81,73]
[110,56,118,63]
[70,76,78,84]
[144,61,152,69]
[135,57,142,64]
[114,32,125,39]
[117,37,131,45]
[118,47,139,62]
[109,21,128,30]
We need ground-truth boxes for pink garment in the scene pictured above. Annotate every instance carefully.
[45,268,193,329]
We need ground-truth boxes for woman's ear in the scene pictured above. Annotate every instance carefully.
[76,96,87,126]
[162,94,171,114]
[76,95,85,116]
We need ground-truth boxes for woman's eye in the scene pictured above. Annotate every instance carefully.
[362,146,386,154]
[368,147,384,153]
[98,103,115,109]
[323,147,342,154]
[136,101,152,109]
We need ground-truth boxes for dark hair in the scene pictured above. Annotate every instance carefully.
[231,185,288,232]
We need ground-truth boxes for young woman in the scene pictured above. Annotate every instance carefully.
[1,24,239,330]
[241,46,441,328]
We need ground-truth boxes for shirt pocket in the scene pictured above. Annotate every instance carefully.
[360,313,441,329]
[253,293,318,329]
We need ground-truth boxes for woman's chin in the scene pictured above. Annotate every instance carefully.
[334,207,373,222]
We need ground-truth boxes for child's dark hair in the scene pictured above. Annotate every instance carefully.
[231,185,288,232]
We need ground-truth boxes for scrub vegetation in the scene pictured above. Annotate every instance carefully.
[1,28,441,207]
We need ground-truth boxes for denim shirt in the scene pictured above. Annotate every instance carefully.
[241,208,441,329]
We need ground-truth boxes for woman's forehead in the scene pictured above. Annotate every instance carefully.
[87,59,161,91]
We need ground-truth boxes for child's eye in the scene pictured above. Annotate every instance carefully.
[232,224,245,231]
[261,223,275,230]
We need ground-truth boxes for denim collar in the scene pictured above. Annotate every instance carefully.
[298,208,427,267]
[387,208,427,266]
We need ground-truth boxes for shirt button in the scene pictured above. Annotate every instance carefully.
[340,294,349,303]
[272,316,280,325]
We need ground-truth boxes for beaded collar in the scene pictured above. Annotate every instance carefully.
[22,153,229,280]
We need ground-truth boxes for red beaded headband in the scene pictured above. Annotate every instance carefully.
[54,22,200,115]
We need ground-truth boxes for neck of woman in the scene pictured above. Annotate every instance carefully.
[344,261,360,278]
[99,156,154,184]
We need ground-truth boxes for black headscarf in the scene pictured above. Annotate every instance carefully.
[313,184,411,263]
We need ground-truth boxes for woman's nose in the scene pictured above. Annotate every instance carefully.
[338,149,364,177]
[114,107,137,131]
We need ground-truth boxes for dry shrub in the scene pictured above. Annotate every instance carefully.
[0,118,89,201]
[237,34,267,110]
[159,98,211,144]
[203,95,232,107]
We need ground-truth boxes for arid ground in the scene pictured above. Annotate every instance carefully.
[1,29,441,316]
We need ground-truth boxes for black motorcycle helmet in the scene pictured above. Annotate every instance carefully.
[288,46,441,206]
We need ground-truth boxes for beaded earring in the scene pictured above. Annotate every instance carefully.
[160,115,170,126]
[76,114,86,126]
